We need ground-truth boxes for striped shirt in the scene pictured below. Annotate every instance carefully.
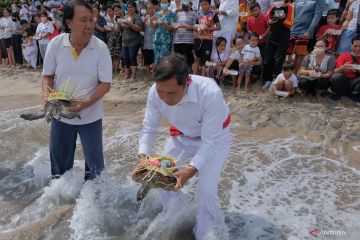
[173,10,197,44]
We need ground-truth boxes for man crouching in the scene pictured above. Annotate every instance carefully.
[133,54,231,239]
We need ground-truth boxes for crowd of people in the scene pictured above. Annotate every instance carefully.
[4,1,356,239]
[0,0,360,101]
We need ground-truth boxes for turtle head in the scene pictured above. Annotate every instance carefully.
[45,111,53,123]
[136,181,151,202]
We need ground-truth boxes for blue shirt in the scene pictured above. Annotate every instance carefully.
[291,0,326,37]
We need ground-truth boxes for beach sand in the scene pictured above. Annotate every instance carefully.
[1,67,359,168]
[1,67,360,239]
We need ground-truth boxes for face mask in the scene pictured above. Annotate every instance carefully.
[160,3,169,10]
[182,4,189,11]
[273,1,284,8]
[312,47,325,55]
[41,16,47,23]
[141,9,147,15]
[12,18,17,22]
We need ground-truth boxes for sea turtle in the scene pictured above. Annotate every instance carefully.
[20,90,81,123]
[132,156,178,201]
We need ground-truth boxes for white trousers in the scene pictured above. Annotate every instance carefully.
[161,128,231,239]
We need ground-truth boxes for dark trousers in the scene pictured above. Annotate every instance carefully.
[173,43,195,67]
[11,34,23,64]
[122,44,139,68]
[50,119,104,180]
[258,42,266,59]
[330,73,360,99]
[142,49,154,66]
[298,77,330,91]
[263,41,289,82]
[0,39,7,58]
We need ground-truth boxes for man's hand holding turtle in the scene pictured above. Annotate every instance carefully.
[172,165,198,191]
[132,153,149,175]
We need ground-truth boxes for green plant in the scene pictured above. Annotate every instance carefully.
[0,0,13,11]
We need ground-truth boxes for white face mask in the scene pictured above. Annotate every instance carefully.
[312,47,325,55]
[141,9,147,15]
[273,1,284,8]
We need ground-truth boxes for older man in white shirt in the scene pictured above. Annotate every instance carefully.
[134,54,231,240]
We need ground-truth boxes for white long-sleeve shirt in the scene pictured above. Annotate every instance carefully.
[217,0,239,37]
[139,75,230,170]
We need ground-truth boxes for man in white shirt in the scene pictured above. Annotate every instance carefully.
[42,0,112,180]
[134,54,231,240]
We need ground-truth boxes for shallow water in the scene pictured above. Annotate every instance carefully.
[0,100,359,240]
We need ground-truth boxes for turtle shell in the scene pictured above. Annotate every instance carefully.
[132,169,177,190]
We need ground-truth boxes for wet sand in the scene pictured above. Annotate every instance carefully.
[1,67,359,168]
[1,67,360,240]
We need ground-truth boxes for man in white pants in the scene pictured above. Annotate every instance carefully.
[134,54,231,240]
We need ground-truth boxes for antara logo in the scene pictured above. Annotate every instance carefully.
[309,228,319,237]
[309,227,347,237]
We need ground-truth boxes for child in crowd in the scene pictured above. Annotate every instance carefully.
[205,36,228,85]
[223,36,246,87]
[192,0,221,76]
[316,9,341,54]
[247,2,269,58]
[237,32,261,91]
[272,61,298,97]
[142,2,155,75]
[22,28,38,70]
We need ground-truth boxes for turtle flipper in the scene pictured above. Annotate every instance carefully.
[20,113,46,121]
[137,181,151,202]
[60,112,81,120]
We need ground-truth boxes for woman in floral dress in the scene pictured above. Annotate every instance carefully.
[151,0,176,63]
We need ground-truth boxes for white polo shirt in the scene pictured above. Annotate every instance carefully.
[42,33,112,125]
[139,75,231,170]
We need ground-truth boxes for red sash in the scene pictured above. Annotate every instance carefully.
[169,114,231,137]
